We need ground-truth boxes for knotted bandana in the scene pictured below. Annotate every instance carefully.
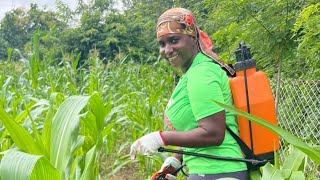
[156,8,235,76]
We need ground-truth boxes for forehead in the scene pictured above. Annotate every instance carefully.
[157,33,188,42]
[157,21,188,38]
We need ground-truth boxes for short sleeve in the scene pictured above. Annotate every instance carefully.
[187,64,225,120]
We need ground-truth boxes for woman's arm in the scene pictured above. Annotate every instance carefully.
[162,110,226,148]
[129,111,226,159]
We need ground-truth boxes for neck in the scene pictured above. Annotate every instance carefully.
[181,50,199,73]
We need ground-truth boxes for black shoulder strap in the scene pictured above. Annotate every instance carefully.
[226,125,255,160]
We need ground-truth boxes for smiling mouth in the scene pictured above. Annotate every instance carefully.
[168,55,178,62]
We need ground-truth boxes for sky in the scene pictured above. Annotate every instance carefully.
[0,0,78,20]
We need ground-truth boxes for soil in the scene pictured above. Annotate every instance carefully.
[100,152,141,180]
[106,163,140,180]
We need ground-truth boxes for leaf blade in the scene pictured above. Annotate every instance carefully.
[213,100,320,164]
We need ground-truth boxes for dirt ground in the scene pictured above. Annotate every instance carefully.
[107,163,140,180]
[100,152,141,180]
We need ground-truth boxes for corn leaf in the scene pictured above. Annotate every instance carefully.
[0,102,34,150]
[30,32,40,90]
[101,121,116,137]
[26,104,45,155]
[69,156,81,180]
[89,93,105,134]
[213,100,320,164]
[282,146,306,172]
[289,172,305,180]
[50,95,90,178]
[81,111,97,139]
[0,150,60,180]
[0,108,42,154]
[80,145,97,180]
[42,92,65,159]
[261,163,286,180]
[71,135,85,154]
[42,105,55,159]
[274,146,280,169]
[7,48,13,62]
[249,170,262,180]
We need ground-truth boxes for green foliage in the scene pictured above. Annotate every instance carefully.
[0,93,118,179]
[0,33,176,178]
[0,4,66,61]
[0,150,60,180]
[0,36,9,59]
[0,107,42,154]
[0,9,28,60]
[50,96,91,178]
[0,1,319,179]
[213,100,320,179]
[1,0,319,78]
[213,100,320,164]
[259,145,308,180]
[292,2,320,78]
[201,0,319,79]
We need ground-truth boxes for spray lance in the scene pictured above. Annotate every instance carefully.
[153,145,268,179]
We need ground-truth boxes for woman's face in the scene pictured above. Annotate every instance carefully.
[158,33,198,73]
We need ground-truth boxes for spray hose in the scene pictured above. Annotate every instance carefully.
[158,147,271,165]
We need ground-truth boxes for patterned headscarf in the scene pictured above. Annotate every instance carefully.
[156,8,235,76]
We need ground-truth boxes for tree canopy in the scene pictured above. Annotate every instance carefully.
[0,0,319,78]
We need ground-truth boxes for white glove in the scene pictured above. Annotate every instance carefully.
[151,157,181,180]
[160,157,181,171]
[161,157,181,180]
[130,131,165,159]
[166,174,177,180]
[164,156,181,180]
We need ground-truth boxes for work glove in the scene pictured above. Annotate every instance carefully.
[130,131,165,160]
[165,174,178,180]
[151,157,181,180]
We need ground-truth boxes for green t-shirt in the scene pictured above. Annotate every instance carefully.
[165,52,247,174]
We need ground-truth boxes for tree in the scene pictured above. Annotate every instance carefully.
[292,2,320,78]
[0,9,28,60]
[201,0,318,79]
[0,4,67,61]
[60,0,115,61]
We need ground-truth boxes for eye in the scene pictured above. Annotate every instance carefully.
[170,37,179,44]
[158,41,165,48]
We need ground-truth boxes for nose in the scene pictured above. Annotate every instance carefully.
[161,44,173,57]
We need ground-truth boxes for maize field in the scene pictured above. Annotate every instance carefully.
[0,45,319,179]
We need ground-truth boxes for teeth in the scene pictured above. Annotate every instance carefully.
[168,55,178,62]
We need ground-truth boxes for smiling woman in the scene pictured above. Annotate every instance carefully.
[130,7,248,180]
[158,33,198,73]
[156,8,235,76]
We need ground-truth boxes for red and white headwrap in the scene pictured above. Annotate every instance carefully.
[156,8,235,76]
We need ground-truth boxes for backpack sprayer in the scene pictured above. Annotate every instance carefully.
[230,41,279,161]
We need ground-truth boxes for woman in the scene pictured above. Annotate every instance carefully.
[130,8,248,180]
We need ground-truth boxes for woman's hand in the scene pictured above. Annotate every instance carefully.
[151,157,181,180]
[130,131,165,159]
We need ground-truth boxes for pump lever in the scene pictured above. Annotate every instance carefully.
[238,41,252,61]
